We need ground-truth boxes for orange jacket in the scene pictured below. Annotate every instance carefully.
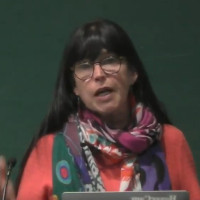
[17,124,200,200]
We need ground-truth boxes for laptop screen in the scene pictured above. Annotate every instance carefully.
[62,191,189,200]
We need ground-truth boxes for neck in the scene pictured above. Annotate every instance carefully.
[101,104,132,130]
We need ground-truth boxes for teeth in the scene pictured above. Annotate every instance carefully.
[98,91,111,96]
[97,89,111,96]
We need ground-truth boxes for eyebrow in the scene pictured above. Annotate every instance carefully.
[76,53,118,65]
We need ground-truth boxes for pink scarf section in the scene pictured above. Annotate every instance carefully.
[79,102,162,154]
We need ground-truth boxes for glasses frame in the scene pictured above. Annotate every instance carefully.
[72,56,125,81]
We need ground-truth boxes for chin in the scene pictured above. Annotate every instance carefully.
[96,105,118,116]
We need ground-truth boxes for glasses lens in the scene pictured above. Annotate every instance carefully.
[74,56,122,81]
[101,56,121,74]
[74,62,93,80]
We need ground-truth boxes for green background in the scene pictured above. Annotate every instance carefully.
[0,0,199,181]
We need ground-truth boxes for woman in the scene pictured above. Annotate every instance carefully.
[1,19,199,200]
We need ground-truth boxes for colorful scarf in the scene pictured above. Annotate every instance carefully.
[53,103,171,199]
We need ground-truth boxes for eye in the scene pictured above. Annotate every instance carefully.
[77,62,92,70]
[101,56,120,66]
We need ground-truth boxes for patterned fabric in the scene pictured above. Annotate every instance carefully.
[75,102,162,191]
[80,102,162,153]
[64,117,105,191]
[138,143,171,190]
[53,133,82,199]
[52,101,171,197]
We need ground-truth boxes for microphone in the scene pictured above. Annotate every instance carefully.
[1,158,17,200]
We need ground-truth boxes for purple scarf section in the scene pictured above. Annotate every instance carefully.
[138,143,171,190]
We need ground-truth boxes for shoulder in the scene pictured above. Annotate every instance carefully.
[35,133,55,148]
[24,133,57,169]
[161,124,191,156]
[161,124,193,159]
[30,133,56,161]
[161,124,186,145]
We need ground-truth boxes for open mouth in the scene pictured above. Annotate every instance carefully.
[95,87,113,97]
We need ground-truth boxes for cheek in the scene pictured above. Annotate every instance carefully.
[118,73,134,91]
[79,92,95,110]
[73,79,83,96]
[74,83,93,105]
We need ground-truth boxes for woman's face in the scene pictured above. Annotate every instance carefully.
[73,52,138,119]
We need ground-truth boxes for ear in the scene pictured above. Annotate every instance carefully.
[130,72,138,85]
[73,86,79,96]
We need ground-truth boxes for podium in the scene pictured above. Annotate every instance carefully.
[62,191,189,200]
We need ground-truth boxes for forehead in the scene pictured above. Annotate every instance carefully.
[94,49,113,61]
[77,49,117,64]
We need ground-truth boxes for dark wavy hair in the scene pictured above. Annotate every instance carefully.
[16,19,171,193]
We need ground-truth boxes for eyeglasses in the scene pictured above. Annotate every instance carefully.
[72,56,124,81]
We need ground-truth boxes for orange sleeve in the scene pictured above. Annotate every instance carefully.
[17,134,55,200]
[162,125,200,200]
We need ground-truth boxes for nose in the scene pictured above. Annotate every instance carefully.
[92,63,106,81]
